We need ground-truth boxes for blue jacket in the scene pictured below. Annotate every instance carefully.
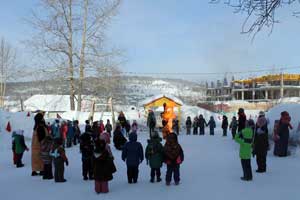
[122,133,144,167]
[67,124,75,139]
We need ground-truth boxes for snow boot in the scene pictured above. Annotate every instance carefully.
[166,182,171,186]
[150,178,154,183]
[175,181,180,185]
[31,171,39,176]
[157,177,162,182]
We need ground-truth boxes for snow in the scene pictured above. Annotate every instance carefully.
[139,94,184,107]
[1,130,300,200]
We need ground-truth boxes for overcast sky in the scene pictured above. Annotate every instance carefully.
[1,0,300,81]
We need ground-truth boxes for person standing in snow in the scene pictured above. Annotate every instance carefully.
[92,121,100,140]
[125,120,131,137]
[85,120,92,133]
[93,139,116,194]
[193,117,198,135]
[40,136,54,180]
[122,132,144,184]
[131,120,138,133]
[12,130,29,168]
[51,138,69,183]
[198,114,207,135]
[99,120,105,134]
[248,118,256,134]
[172,118,179,135]
[113,124,127,150]
[273,111,293,157]
[66,121,75,148]
[207,116,216,136]
[185,116,192,135]
[73,120,81,145]
[60,121,68,148]
[253,111,269,173]
[32,112,47,176]
[145,131,163,183]
[229,116,238,139]
[237,108,247,133]
[147,110,156,138]
[51,119,61,139]
[164,132,184,186]
[222,115,228,137]
[105,119,113,136]
[235,124,254,181]
[80,131,94,180]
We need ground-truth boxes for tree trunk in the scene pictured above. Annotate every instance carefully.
[68,0,75,111]
[77,0,89,111]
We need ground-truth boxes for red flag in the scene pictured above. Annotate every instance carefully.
[6,121,11,132]
[57,113,62,119]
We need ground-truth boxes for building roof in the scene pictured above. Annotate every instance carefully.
[233,74,300,84]
[141,94,183,107]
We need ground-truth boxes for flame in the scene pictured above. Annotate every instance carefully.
[162,102,177,134]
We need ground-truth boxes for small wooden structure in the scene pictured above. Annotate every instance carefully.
[142,95,183,127]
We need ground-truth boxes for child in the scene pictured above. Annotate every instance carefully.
[80,131,94,180]
[198,115,207,135]
[122,132,144,184]
[12,130,29,168]
[235,125,254,181]
[66,121,74,148]
[145,131,163,183]
[222,116,228,137]
[99,120,105,134]
[125,120,131,137]
[93,139,116,194]
[51,119,61,139]
[41,136,54,180]
[192,117,198,135]
[185,116,192,135]
[131,120,138,133]
[105,119,112,137]
[164,133,184,185]
[51,138,69,183]
[229,116,238,139]
[207,116,216,135]
[113,124,127,150]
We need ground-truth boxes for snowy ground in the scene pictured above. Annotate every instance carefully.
[1,129,300,200]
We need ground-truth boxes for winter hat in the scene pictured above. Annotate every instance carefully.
[238,108,244,114]
[151,130,159,138]
[258,111,265,116]
[15,129,24,136]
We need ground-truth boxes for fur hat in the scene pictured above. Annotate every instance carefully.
[258,111,265,116]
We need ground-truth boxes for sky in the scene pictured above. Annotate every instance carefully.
[1,0,300,81]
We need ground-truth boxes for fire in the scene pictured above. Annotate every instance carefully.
[162,102,177,137]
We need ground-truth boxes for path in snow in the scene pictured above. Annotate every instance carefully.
[1,129,300,200]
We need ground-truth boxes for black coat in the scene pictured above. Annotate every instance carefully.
[222,119,228,129]
[80,133,94,159]
[113,130,127,150]
[93,150,116,181]
[253,123,269,155]
[238,114,246,133]
[198,118,207,128]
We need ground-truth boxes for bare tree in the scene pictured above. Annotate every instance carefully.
[0,38,16,108]
[211,0,299,37]
[28,0,122,111]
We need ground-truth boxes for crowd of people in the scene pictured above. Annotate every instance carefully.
[10,107,294,194]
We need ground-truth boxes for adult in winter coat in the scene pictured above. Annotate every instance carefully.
[51,138,69,183]
[237,108,247,133]
[198,114,207,135]
[85,120,92,133]
[147,110,156,138]
[40,136,54,179]
[93,139,116,194]
[99,120,105,134]
[12,130,29,168]
[222,116,229,137]
[235,126,254,181]
[113,125,127,150]
[66,121,75,148]
[164,133,184,185]
[118,112,127,129]
[273,111,293,157]
[145,131,163,183]
[193,117,198,135]
[80,132,94,180]
[229,116,238,139]
[60,121,68,147]
[207,116,216,135]
[32,112,47,176]
[105,120,113,136]
[253,111,269,173]
[51,119,61,139]
[73,120,81,145]
[92,121,100,140]
[185,116,192,135]
[122,132,144,184]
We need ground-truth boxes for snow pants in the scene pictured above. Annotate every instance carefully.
[127,166,139,183]
[54,158,65,182]
[186,127,191,135]
[199,127,205,135]
[43,164,53,179]
[231,129,237,139]
[82,158,93,179]
[241,159,252,180]
[256,153,267,172]
[210,128,214,135]
[166,164,180,183]
[151,168,161,180]
[193,127,198,135]
[16,153,24,167]
[95,181,109,194]
[223,129,227,136]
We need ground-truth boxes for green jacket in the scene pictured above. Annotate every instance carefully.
[145,137,163,169]
[13,134,27,154]
[235,128,253,159]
